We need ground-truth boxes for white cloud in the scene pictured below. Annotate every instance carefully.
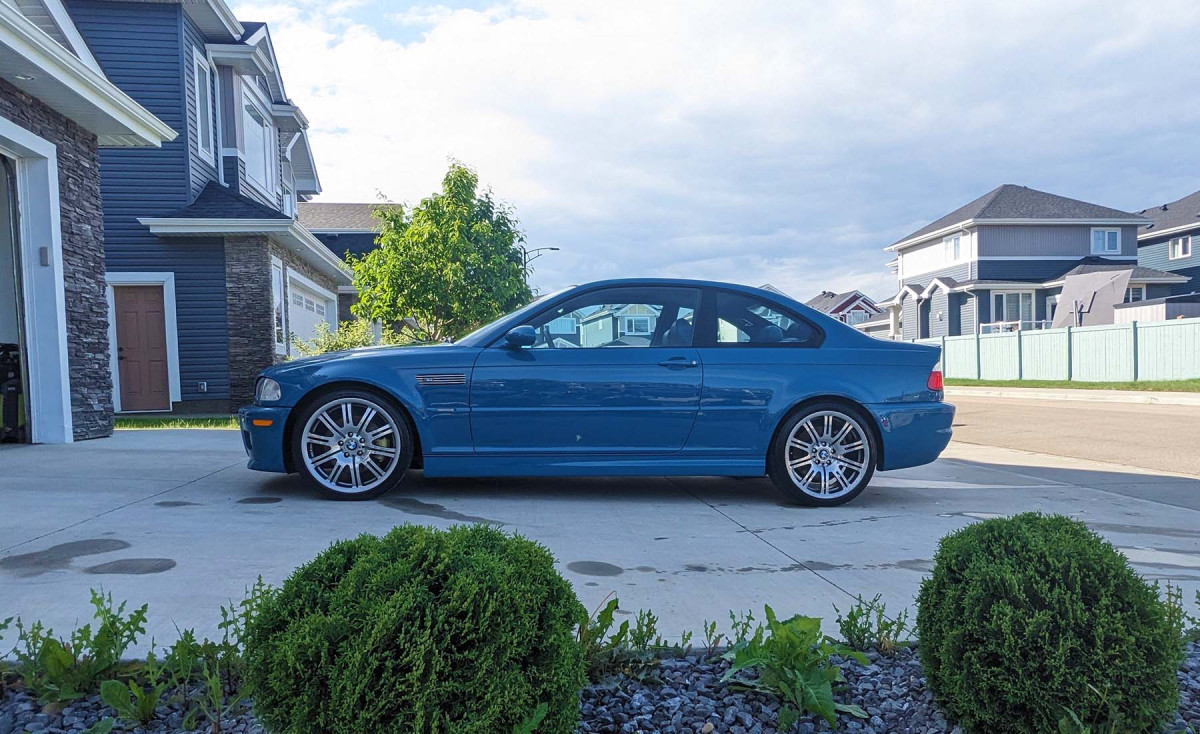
[238,0,1200,301]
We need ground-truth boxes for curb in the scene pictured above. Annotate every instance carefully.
[945,385,1200,407]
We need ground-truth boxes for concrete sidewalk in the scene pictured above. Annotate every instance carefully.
[946,385,1200,406]
[2,430,1199,654]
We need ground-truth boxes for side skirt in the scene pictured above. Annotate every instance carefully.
[421,454,766,478]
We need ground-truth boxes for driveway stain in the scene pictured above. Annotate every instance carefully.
[238,497,282,505]
[379,497,500,525]
[84,558,176,575]
[566,561,624,577]
[684,564,710,573]
[0,539,130,577]
[155,500,201,508]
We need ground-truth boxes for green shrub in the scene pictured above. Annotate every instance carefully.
[834,593,910,655]
[245,524,586,734]
[290,318,405,358]
[917,513,1181,734]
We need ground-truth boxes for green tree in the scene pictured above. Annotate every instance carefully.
[348,162,533,341]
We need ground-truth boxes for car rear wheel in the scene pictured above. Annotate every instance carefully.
[291,390,413,500]
[768,403,877,507]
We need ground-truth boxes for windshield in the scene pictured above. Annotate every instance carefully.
[454,287,574,346]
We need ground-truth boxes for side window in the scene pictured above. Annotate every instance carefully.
[520,287,700,348]
[714,291,820,346]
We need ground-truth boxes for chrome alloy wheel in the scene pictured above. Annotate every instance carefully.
[301,397,401,494]
[784,410,871,499]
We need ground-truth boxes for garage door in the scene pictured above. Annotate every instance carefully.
[288,281,332,343]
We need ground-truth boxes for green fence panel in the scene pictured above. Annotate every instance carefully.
[979,333,1019,380]
[1136,318,1200,380]
[1019,329,1069,380]
[1070,324,1135,381]
[943,336,978,379]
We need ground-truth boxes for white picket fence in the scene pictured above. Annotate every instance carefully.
[915,317,1200,382]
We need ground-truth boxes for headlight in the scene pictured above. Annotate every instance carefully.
[256,377,282,403]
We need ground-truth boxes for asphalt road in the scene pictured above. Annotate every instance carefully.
[950,395,1200,478]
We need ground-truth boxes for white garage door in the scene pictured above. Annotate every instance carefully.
[288,280,333,343]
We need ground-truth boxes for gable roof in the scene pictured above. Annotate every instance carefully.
[891,184,1147,249]
[805,290,880,315]
[1136,189,1200,239]
[297,202,381,232]
[164,181,289,220]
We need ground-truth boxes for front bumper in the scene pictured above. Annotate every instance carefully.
[867,401,955,471]
[237,405,292,473]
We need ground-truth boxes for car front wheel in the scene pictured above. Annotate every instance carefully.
[768,403,877,507]
[291,390,413,500]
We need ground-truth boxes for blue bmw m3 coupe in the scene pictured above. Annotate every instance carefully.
[239,279,953,506]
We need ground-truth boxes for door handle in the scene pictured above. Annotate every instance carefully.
[658,359,698,369]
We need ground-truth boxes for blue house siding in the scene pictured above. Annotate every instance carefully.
[68,0,231,404]
[183,14,220,198]
[312,232,379,260]
[899,262,971,290]
[928,286,950,338]
[978,259,1088,282]
[1139,235,1199,295]
[978,224,1139,258]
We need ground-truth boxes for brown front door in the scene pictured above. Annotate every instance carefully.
[114,285,170,412]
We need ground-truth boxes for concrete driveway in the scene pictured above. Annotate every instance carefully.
[2,430,1199,654]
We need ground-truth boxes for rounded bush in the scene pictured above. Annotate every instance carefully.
[245,524,587,733]
[916,512,1180,733]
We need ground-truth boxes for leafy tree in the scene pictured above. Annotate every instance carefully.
[349,162,533,341]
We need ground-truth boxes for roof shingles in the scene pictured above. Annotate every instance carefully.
[894,184,1146,246]
[297,202,382,231]
[1137,189,1200,236]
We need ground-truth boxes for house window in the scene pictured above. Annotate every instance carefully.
[846,310,870,326]
[1124,286,1145,303]
[1046,294,1060,321]
[271,259,286,354]
[623,316,651,335]
[943,233,962,261]
[1091,228,1121,255]
[193,48,214,162]
[992,292,1033,324]
[1169,236,1192,260]
[282,184,295,217]
[242,92,273,191]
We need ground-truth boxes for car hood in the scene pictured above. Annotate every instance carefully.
[264,342,470,376]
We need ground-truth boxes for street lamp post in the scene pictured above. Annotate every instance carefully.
[519,245,559,284]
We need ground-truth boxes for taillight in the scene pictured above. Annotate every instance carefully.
[927,369,944,392]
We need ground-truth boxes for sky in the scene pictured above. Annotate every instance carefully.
[235,0,1200,301]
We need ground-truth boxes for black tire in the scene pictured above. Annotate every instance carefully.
[767,401,878,507]
[289,388,415,501]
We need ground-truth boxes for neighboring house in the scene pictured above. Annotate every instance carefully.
[852,313,895,339]
[1136,189,1200,296]
[579,304,660,347]
[1,0,174,443]
[804,290,883,326]
[878,184,1188,340]
[64,0,352,413]
[297,201,381,321]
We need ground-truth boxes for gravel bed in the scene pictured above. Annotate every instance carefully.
[2,642,1197,734]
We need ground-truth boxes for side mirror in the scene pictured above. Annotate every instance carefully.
[504,325,537,348]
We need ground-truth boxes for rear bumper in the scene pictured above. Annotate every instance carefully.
[866,401,955,471]
[237,405,292,473]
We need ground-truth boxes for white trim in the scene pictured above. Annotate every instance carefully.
[0,118,72,443]
[887,217,1148,252]
[136,217,353,284]
[38,0,102,74]
[192,45,215,163]
[977,255,1137,261]
[919,277,958,298]
[105,272,182,412]
[1089,227,1122,255]
[307,227,379,234]
[337,284,359,295]
[270,255,286,355]
[0,3,176,147]
[285,267,336,302]
[1168,235,1192,261]
[1136,222,1200,241]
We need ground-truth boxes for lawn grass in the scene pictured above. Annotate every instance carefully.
[115,415,240,430]
[944,378,1200,392]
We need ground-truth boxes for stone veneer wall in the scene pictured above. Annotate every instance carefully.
[223,235,341,405]
[223,235,274,407]
[0,78,112,440]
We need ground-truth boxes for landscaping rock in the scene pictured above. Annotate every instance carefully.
[2,641,1198,733]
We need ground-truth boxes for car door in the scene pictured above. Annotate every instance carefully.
[470,285,703,454]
